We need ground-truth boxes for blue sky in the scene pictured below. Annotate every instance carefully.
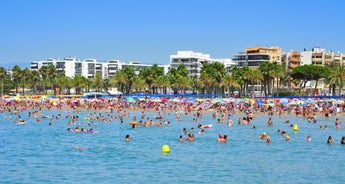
[1,0,344,68]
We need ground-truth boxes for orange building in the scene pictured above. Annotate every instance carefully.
[233,46,282,67]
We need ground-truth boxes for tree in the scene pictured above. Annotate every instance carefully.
[21,68,31,95]
[109,71,127,93]
[200,62,226,95]
[56,74,73,94]
[12,65,22,94]
[73,74,88,94]
[122,67,135,94]
[155,75,170,94]
[291,64,328,95]
[132,78,146,93]
[30,70,41,94]
[39,66,49,94]
[47,65,57,95]
[0,67,7,96]
[91,73,104,92]
[221,74,238,96]
[259,62,276,96]
[231,66,249,97]
[327,64,345,95]
[110,67,135,94]
[174,75,191,94]
[139,64,164,93]
[244,68,263,97]
[270,64,287,95]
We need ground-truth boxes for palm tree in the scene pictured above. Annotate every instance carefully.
[11,65,22,94]
[259,62,276,96]
[139,64,164,93]
[155,75,170,94]
[39,66,49,94]
[30,70,41,94]
[221,74,238,96]
[0,67,7,96]
[200,62,226,95]
[73,74,88,94]
[168,68,179,94]
[132,78,146,93]
[200,73,215,94]
[47,65,57,95]
[175,76,191,94]
[270,64,286,95]
[244,68,263,97]
[91,73,104,92]
[56,74,73,95]
[231,66,248,97]
[109,71,127,93]
[328,64,345,95]
[21,68,31,95]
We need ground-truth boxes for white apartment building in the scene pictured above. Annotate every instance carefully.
[169,51,234,78]
[30,57,169,79]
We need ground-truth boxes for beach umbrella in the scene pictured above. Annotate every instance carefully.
[184,97,196,103]
[170,98,181,103]
[223,98,235,103]
[280,98,288,105]
[335,99,344,104]
[138,97,146,102]
[2,98,10,103]
[212,98,222,103]
[267,103,275,107]
[160,97,168,103]
[126,96,135,103]
[196,98,204,102]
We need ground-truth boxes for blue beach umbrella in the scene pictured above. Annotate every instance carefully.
[280,98,288,105]
[126,96,135,103]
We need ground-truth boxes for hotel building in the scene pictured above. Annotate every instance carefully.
[169,51,235,78]
[233,46,282,67]
[30,57,168,79]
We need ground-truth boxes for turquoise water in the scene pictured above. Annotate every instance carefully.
[1,109,345,184]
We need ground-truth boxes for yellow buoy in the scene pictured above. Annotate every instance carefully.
[293,124,298,131]
[162,145,170,154]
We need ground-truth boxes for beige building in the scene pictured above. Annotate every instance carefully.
[233,46,282,67]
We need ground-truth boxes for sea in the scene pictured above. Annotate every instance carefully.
[1,108,345,184]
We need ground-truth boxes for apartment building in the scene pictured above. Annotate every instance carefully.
[169,51,234,78]
[30,57,168,79]
[233,46,282,67]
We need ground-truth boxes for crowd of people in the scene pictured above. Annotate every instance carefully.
[1,95,345,145]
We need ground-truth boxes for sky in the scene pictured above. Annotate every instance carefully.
[1,0,345,68]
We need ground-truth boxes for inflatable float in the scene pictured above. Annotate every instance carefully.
[201,124,213,129]
[16,121,27,125]
[129,121,138,125]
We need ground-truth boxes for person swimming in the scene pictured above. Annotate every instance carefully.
[75,145,87,151]
[285,135,290,141]
[327,136,334,144]
[341,136,345,144]
[218,133,227,142]
[307,134,311,142]
[125,134,130,142]
[186,134,195,141]
[179,135,184,142]
[335,118,341,129]
[259,132,268,139]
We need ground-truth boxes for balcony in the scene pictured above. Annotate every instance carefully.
[289,57,300,62]
[312,61,323,65]
[289,62,300,68]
